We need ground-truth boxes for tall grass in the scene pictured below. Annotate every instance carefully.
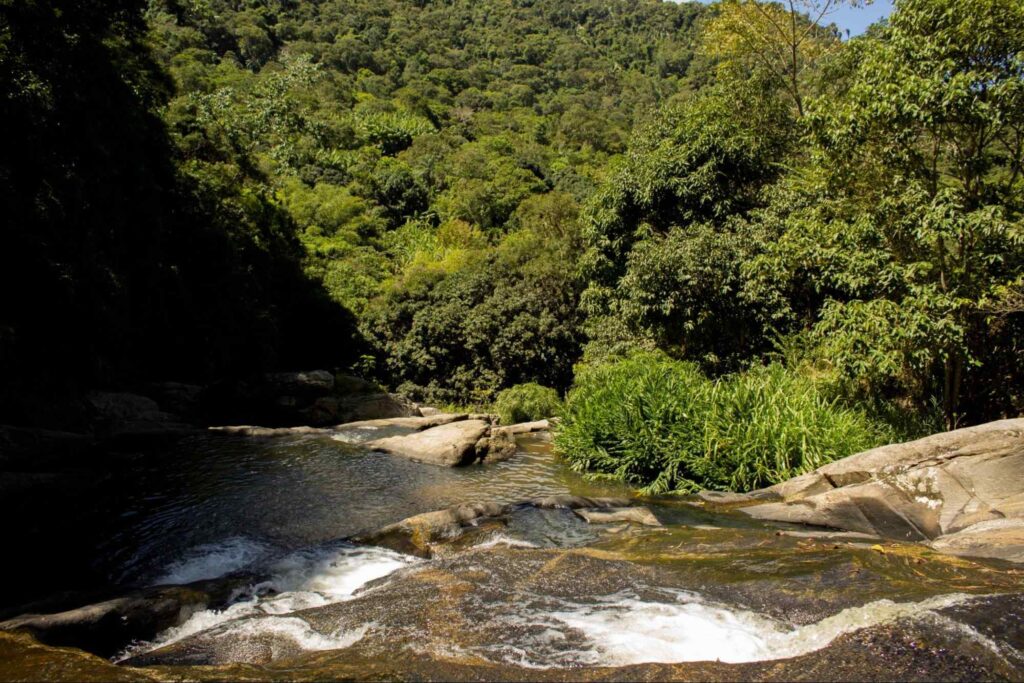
[555,353,898,494]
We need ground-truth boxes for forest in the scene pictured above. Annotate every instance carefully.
[2,0,1022,493]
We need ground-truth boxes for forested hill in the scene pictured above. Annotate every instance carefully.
[2,0,1022,444]
[0,0,706,422]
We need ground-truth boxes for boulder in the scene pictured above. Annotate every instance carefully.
[335,413,468,431]
[0,586,211,658]
[733,419,1024,560]
[477,426,517,464]
[262,370,334,397]
[204,372,419,427]
[573,506,662,526]
[85,392,196,443]
[929,518,1024,563]
[208,425,331,437]
[367,420,510,466]
[496,419,551,435]
[353,502,510,557]
[530,495,632,510]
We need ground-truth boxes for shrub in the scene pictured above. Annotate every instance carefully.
[494,383,563,425]
[555,353,896,494]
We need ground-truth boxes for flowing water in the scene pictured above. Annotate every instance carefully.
[5,426,1024,680]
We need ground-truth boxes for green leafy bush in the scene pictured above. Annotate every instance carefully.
[556,353,896,494]
[494,383,563,425]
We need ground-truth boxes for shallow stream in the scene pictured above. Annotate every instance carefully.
[5,425,1024,680]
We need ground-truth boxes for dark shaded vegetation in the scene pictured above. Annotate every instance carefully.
[0,0,362,426]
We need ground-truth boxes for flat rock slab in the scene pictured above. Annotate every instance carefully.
[731,419,1024,562]
[367,420,491,466]
[208,425,330,437]
[574,507,661,526]
[929,518,1024,563]
[208,414,470,438]
[335,413,468,431]
[496,419,551,435]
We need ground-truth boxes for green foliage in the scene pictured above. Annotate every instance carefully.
[494,383,563,425]
[751,0,1024,425]
[362,228,586,404]
[579,80,794,367]
[556,353,898,494]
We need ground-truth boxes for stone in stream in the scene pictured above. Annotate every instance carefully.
[495,419,552,435]
[208,412,472,438]
[0,585,216,658]
[366,419,509,466]
[573,506,662,526]
[711,418,1024,562]
[353,496,645,556]
[334,412,469,431]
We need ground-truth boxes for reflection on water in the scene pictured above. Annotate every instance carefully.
[99,433,629,585]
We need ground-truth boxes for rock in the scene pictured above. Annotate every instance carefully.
[0,586,211,658]
[418,406,442,417]
[262,370,334,397]
[531,495,632,510]
[353,502,511,557]
[207,425,331,437]
[304,391,418,426]
[574,506,662,526]
[738,419,1024,560]
[930,518,1024,563]
[367,420,501,466]
[85,392,196,443]
[204,373,419,427]
[478,426,517,464]
[496,419,551,435]
[143,382,204,421]
[335,413,468,431]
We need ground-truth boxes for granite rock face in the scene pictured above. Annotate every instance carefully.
[718,419,1024,562]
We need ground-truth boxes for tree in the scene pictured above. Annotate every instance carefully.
[759,0,1024,426]
[701,0,865,116]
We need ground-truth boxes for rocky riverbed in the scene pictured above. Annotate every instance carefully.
[1,414,1022,681]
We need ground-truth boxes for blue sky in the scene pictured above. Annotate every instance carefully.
[690,1,894,37]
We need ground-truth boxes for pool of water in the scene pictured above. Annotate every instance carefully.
[96,431,630,586]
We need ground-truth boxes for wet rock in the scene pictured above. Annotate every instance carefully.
[0,632,158,682]
[496,419,551,435]
[336,413,468,431]
[366,419,520,467]
[478,426,517,464]
[735,419,1024,560]
[574,507,662,526]
[0,586,212,658]
[353,502,511,557]
[532,495,633,510]
[929,518,1024,563]
[208,424,331,437]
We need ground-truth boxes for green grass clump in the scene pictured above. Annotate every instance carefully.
[555,352,897,494]
[494,383,563,425]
